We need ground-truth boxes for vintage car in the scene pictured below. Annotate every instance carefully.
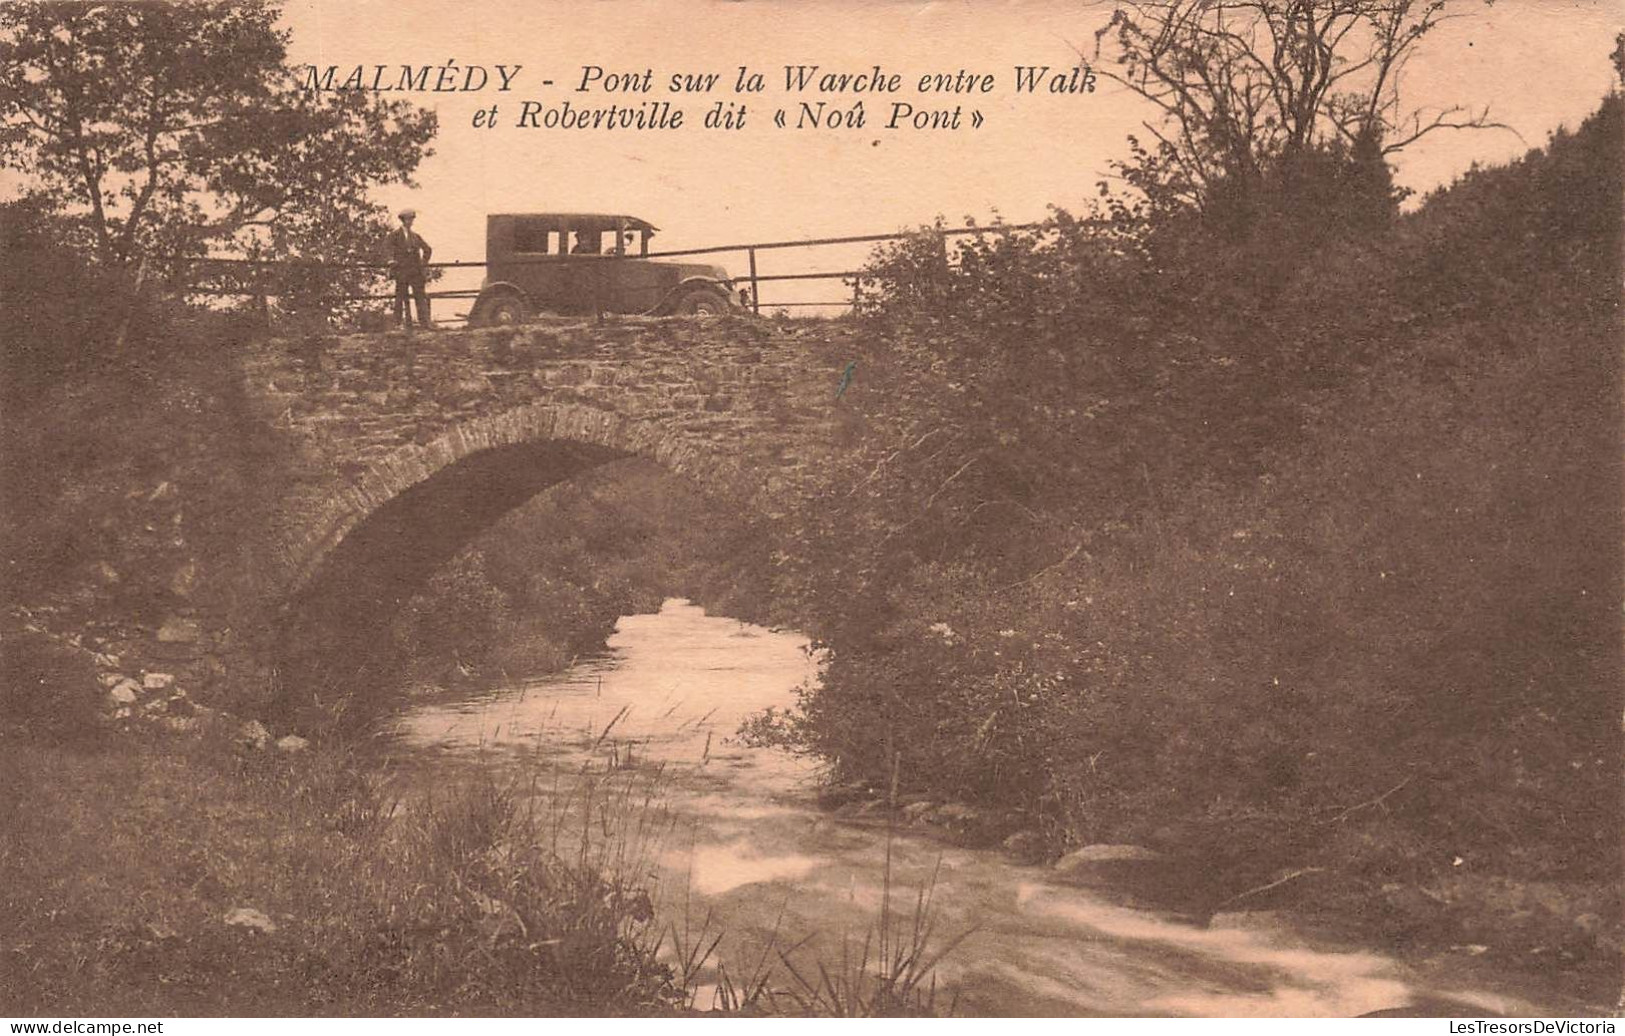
[467,213,741,326]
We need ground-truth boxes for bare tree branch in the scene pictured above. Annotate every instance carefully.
[1093,1,1504,219]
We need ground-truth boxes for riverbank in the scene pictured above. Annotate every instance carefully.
[745,94,1622,1014]
[807,784,1619,1015]
[796,785,1612,1013]
[5,597,1612,1017]
[2,596,962,1018]
[0,722,682,1015]
[382,600,1593,1018]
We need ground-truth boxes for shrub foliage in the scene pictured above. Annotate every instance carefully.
[771,96,1621,900]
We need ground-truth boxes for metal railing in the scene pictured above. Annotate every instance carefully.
[175,218,1088,321]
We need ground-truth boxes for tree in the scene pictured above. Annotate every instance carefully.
[0,1,435,304]
[1093,1,1504,232]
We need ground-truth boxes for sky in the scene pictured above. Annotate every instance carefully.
[17,1,1616,316]
[277,0,1619,314]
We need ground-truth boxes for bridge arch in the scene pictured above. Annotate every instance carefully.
[272,402,749,603]
[267,402,754,715]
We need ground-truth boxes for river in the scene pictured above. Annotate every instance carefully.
[387,598,1551,1017]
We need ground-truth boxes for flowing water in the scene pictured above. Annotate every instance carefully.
[388,599,1553,1017]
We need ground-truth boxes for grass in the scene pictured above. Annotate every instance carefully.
[1,703,969,1017]
[656,853,967,1017]
[768,855,969,1018]
[658,752,972,1018]
[0,724,682,1015]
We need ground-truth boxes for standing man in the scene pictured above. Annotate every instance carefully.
[389,208,434,330]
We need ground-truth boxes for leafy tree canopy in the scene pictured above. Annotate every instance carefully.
[0,0,436,290]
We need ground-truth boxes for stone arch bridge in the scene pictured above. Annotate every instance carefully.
[224,315,866,709]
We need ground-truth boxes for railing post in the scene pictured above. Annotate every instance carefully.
[747,246,760,315]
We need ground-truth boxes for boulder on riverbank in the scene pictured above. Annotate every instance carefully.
[1054,844,1168,875]
[1001,829,1048,865]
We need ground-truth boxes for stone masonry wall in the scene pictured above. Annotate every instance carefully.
[238,315,860,607]
[10,313,873,736]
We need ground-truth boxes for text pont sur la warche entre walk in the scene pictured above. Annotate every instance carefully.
[301,61,1098,133]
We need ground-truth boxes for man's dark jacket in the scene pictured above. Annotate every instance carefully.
[388,227,432,280]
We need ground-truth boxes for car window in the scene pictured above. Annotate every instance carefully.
[513,221,551,254]
[570,230,601,255]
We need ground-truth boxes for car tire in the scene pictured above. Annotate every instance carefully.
[481,294,529,327]
[675,289,729,316]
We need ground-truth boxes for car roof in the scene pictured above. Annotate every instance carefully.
[491,213,658,231]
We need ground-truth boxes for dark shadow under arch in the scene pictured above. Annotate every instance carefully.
[274,438,631,724]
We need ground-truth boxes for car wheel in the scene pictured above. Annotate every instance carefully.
[483,294,529,327]
[676,289,729,316]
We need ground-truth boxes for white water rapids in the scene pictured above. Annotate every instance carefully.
[387,598,1552,1017]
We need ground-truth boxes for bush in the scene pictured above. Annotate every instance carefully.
[390,460,775,690]
[0,201,148,409]
[768,94,1621,909]
[0,736,681,1015]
